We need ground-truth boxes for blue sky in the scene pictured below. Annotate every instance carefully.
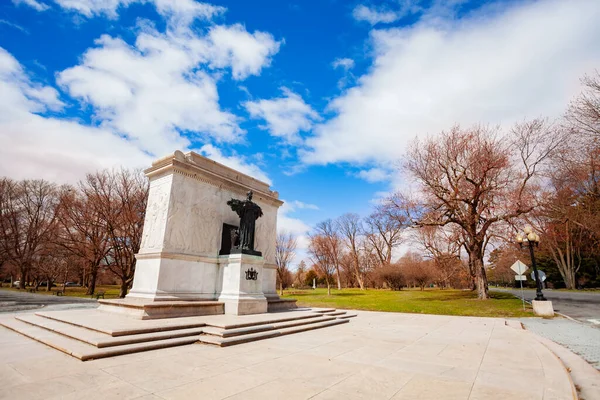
[1,0,600,260]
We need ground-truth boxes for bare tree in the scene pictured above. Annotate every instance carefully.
[294,260,307,287]
[566,71,600,137]
[308,235,338,295]
[0,179,59,289]
[57,183,110,295]
[364,206,406,267]
[393,121,560,299]
[36,241,70,291]
[400,253,435,291]
[415,226,462,289]
[314,220,343,290]
[87,170,148,298]
[337,213,366,289]
[275,231,297,295]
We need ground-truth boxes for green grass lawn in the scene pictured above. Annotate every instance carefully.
[283,288,533,318]
[0,285,122,299]
[1,285,533,317]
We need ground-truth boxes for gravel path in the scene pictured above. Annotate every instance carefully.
[520,317,600,370]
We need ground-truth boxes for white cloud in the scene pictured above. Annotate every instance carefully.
[12,0,50,11]
[0,19,29,34]
[304,0,600,166]
[357,167,390,183]
[52,0,224,23]
[245,87,320,144]
[291,200,319,210]
[352,4,400,25]
[57,21,280,156]
[332,57,354,70]
[197,144,271,185]
[207,24,281,80]
[0,47,151,183]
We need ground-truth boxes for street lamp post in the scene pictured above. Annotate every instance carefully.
[516,226,546,301]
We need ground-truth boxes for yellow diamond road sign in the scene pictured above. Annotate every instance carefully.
[510,260,528,275]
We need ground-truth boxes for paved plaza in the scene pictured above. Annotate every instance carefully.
[0,310,576,400]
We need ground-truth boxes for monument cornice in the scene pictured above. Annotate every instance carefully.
[145,151,284,207]
[136,251,218,263]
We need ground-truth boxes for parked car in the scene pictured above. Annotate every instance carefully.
[12,280,20,287]
[38,282,56,288]
[64,282,81,287]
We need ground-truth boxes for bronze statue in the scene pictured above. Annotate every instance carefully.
[227,191,263,256]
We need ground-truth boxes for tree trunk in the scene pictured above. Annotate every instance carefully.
[19,266,26,289]
[46,281,51,291]
[86,266,97,295]
[119,278,128,298]
[475,258,489,299]
[468,243,489,299]
[356,273,365,290]
[335,266,342,290]
[327,280,331,296]
[279,280,283,296]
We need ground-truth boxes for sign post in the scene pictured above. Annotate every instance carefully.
[511,260,529,310]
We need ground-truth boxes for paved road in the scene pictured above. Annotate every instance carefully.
[495,288,600,326]
[0,289,97,313]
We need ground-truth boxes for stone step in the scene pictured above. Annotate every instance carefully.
[322,311,347,316]
[205,312,322,330]
[35,310,207,337]
[273,316,338,330]
[198,318,349,347]
[312,308,336,314]
[0,318,198,361]
[97,299,224,320]
[202,315,338,338]
[278,318,348,336]
[337,314,357,319]
[15,314,204,348]
[199,330,281,347]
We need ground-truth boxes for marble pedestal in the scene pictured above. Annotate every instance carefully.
[218,253,268,315]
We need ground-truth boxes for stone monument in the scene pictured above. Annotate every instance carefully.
[99,150,296,318]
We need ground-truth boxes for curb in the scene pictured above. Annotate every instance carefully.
[534,335,579,400]
[505,319,579,399]
[525,329,600,400]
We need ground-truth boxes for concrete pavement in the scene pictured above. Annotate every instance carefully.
[0,310,575,400]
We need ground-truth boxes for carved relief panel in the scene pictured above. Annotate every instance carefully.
[140,174,172,251]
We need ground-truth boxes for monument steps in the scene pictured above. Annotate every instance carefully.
[204,312,322,330]
[201,315,338,338]
[34,310,207,336]
[14,314,205,348]
[1,308,355,359]
[0,318,198,361]
[337,313,358,319]
[313,308,337,314]
[198,317,349,347]
[320,310,347,316]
